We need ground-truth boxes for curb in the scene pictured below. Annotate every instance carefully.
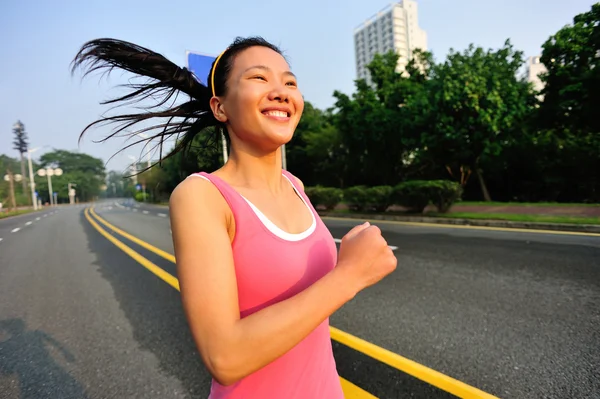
[318,212,600,234]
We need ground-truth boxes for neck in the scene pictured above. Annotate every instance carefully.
[221,146,285,192]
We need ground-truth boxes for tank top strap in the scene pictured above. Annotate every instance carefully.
[187,172,249,224]
[281,170,315,212]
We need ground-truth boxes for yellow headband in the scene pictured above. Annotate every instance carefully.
[210,48,228,97]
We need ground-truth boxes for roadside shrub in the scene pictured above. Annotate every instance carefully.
[344,186,370,211]
[393,180,463,213]
[393,181,432,213]
[134,192,145,202]
[305,186,343,211]
[428,180,463,213]
[366,186,394,212]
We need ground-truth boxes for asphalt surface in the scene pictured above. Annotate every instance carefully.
[1,200,599,399]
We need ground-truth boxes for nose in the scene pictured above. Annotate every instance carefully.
[267,81,290,103]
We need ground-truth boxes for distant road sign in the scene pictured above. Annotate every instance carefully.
[186,51,216,85]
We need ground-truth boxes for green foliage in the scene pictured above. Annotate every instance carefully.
[134,192,146,202]
[304,186,343,211]
[393,181,433,213]
[366,186,394,212]
[536,3,600,201]
[392,180,462,213]
[36,150,106,203]
[415,40,535,201]
[426,180,464,213]
[343,186,370,212]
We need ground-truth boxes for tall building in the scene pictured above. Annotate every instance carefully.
[354,0,427,84]
[526,55,547,95]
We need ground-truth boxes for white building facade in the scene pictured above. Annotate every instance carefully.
[354,0,428,84]
[526,55,547,95]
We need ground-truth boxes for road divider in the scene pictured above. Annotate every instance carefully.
[86,207,499,399]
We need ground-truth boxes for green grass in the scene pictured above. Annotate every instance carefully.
[455,201,600,207]
[0,209,36,219]
[323,209,599,225]
[428,212,600,225]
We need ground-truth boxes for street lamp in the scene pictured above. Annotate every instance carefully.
[37,167,63,206]
[27,147,42,210]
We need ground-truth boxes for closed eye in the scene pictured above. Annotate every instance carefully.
[251,75,267,81]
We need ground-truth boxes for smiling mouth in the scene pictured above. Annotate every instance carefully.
[262,110,290,118]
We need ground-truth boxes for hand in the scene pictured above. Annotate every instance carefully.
[336,222,397,294]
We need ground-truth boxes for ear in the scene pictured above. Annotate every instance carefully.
[210,97,228,123]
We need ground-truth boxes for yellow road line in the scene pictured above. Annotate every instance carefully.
[86,207,374,398]
[339,378,378,399]
[330,327,498,399]
[84,209,179,290]
[322,216,600,237]
[90,207,175,263]
[88,207,500,398]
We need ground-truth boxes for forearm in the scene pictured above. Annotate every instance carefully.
[216,266,355,384]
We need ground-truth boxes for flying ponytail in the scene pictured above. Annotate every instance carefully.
[71,37,284,170]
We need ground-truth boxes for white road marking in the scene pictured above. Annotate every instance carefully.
[11,228,20,233]
[142,210,149,214]
[133,209,138,212]
[157,213,167,217]
[333,238,398,251]
[0,238,3,243]
[35,217,41,221]
[108,206,113,210]
[25,221,32,226]
[43,214,47,217]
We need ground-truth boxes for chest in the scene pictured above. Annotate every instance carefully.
[235,186,314,235]
[233,223,338,317]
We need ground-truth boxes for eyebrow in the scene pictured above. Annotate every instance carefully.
[243,65,296,79]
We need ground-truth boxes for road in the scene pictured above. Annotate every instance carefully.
[0,200,598,399]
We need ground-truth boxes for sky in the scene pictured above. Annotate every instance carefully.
[0,0,596,174]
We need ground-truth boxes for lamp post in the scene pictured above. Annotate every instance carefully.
[37,167,63,206]
[27,147,42,210]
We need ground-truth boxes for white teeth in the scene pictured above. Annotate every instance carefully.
[264,110,288,118]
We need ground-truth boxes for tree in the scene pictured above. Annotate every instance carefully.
[537,3,600,201]
[539,3,600,133]
[286,102,346,186]
[37,150,106,202]
[12,120,29,195]
[331,50,430,186]
[416,40,536,201]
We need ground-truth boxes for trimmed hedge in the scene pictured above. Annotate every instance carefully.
[304,180,462,214]
[304,186,343,211]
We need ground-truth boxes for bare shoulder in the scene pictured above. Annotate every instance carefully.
[285,171,305,191]
[169,175,228,216]
[169,177,231,228]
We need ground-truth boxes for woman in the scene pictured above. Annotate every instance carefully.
[72,36,397,398]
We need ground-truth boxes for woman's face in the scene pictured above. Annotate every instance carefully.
[217,46,304,153]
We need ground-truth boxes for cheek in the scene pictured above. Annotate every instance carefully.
[294,94,305,119]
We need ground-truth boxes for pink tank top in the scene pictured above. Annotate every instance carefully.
[190,170,344,399]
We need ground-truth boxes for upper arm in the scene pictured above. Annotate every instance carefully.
[169,177,239,374]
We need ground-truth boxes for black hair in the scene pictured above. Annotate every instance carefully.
[70,36,283,171]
